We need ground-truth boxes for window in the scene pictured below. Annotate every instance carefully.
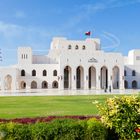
[75,45,78,50]
[132,80,137,89]
[21,69,25,76]
[53,70,57,76]
[132,70,136,76]
[52,81,58,88]
[82,45,86,50]
[68,45,71,49]
[42,81,48,88]
[124,70,127,76]
[43,70,47,76]
[124,80,128,89]
[32,70,36,76]
[26,54,28,59]
[31,81,37,89]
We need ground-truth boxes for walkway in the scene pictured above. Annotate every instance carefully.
[0,89,139,96]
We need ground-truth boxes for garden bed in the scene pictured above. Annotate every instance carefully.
[0,115,100,124]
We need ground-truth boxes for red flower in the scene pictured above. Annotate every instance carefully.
[135,128,140,133]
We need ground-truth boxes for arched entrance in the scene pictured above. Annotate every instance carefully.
[52,81,58,88]
[31,81,37,89]
[100,66,108,89]
[88,66,96,89]
[42,81,48,88]
[20,81,26,89]
[124,80,128,89]
[4,75,12,90]
[132,80,137,89]
[112,66,120,89]
[76,66,84,89]
[64,66,72,89]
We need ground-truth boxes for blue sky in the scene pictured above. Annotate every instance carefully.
[0,0,140,66]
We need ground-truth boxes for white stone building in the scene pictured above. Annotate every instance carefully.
[0,37,140,91]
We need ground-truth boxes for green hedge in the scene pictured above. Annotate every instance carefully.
[0,118,108,140]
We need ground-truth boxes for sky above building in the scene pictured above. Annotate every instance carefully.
[0,0,140,66]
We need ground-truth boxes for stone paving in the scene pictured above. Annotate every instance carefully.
[0,89,139,96]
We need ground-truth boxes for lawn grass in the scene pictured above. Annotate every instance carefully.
[0,94,136,119]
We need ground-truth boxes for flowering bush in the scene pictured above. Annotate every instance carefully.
[97,96,140,140]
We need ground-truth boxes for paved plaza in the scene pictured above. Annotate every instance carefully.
[0,89,139,96]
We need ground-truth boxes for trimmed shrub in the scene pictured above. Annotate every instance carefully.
[0,122,32,140]
[47,119,85,140]
[31,122,52,140]
[85,118,107,140]
[0,118,108,140]
[97,95,140,140]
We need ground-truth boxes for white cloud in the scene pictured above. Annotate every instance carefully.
[0,21,68,52]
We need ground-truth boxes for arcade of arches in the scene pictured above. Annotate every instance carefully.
[63,65,121,90]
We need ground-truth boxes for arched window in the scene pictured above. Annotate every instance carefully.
[132,80,137,89]
[132,70,136,76]
[52,81,58,88]
[82,45,86,50]
[75,45,78,50]
[42,81,48,88]
[124,80,128,89]
[32,70,36,76]
[68,45,71,49]
[124,70,127,76]
[53,70,57,76]
[21,69,25,76]
[43,70,47,76]
[31,81,37,89]
[20,81,26,89]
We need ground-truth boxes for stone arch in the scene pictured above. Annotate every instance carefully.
[132,80,137,89]
[42,81,48,88]
[88,66,96,89]
[100,66,108,89]
[112,66,120,89]
[20,81,26,89]
[64,66,72,89]
[31,81,37,89]
[124,80,128,89]
[4,75,12,90]
[76,66,84,89]
[52,81,58,88]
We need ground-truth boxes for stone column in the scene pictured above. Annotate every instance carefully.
[84,68,88,90]
[72,67,76,90]
[96,67,101,90]
[59,73,64,90]
[108,68,113,91]
[119,68,124,90]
